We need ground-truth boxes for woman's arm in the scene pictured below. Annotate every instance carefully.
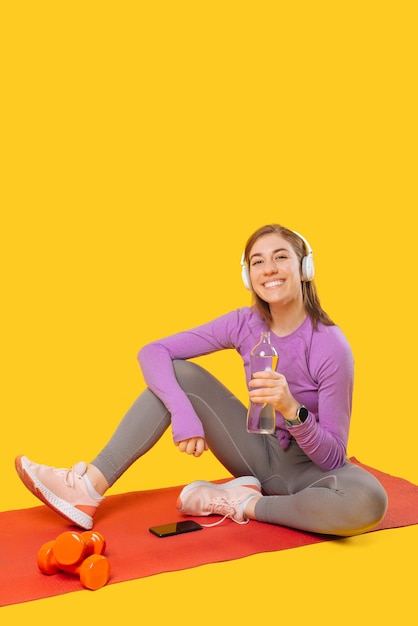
[137,309,243,442]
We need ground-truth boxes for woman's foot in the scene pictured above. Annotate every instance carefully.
[15,455,104,529]
[177,476,262,525]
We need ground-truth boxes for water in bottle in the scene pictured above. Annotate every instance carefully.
[246,331,278,434]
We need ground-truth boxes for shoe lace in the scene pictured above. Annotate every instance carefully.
[53,463,86,488]
[200,496,250,527]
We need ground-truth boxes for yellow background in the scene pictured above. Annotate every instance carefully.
[1,1,417,622]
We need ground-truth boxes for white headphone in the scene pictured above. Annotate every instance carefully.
[240,230,315,290]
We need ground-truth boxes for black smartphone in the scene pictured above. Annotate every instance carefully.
[149,520,203,538]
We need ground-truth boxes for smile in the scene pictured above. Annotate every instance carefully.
[263,280,284,288]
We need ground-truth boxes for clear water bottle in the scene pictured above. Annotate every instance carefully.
[246,331,278,434]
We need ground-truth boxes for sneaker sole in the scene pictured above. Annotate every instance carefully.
[178,475,261,502]
[15,456,94,530]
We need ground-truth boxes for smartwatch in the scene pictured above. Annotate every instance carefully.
[284,405,309,427]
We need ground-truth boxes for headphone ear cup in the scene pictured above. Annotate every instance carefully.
[302,254,315,281]
[241,264,252,290]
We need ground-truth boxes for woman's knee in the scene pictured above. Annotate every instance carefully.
[342,472,388,535]
[367,478,388,525]
[173,359,208,389]
[173,359,230,394]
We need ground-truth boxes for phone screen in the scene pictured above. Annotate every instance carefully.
[149,520,203,537]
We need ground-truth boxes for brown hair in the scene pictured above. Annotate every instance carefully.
[243,224,334,328]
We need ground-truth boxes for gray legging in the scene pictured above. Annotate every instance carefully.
[91,360,388,536]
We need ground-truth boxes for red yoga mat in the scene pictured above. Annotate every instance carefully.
[1,458,418,607]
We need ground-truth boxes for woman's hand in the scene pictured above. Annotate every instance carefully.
[248,370,299,421]
[176,437,208,457]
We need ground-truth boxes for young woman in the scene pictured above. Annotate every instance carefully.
[15,224,388,536]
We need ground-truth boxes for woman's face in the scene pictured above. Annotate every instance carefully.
[248,233,303,307]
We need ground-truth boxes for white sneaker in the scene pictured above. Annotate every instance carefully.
[177,476,261,525]
[15,455,103,529]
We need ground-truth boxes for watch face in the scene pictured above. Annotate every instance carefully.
[298,406,309,422]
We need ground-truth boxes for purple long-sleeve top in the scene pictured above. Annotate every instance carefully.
[138,307,354,471]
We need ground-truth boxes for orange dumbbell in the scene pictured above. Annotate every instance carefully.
[37,531,111,590]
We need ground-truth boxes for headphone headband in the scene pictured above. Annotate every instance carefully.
[291,230,312,255]
[240,229,315,290]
